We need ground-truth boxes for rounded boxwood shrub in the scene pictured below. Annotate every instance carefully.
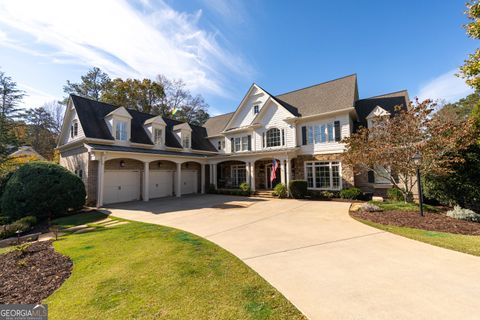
[339,187,362,200]
[239,182,251,195]
[1,162,86,222]
[273,183,287,198]
[289,180,307,199]
[387,188,413,202]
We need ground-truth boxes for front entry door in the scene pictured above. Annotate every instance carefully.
[265,164,280,189]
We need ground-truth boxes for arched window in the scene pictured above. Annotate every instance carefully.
[266,128,281,147]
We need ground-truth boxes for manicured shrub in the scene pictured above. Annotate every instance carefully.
[289,180,307,199]
[321,191,334,199]
[339,187,362,200]
[361,203,383,212]
[1,162,86,222]
[207,184,217,194]
[0,170,15,199]
[273,183,287,198]
[387,188,412,202]
[0,216,37,239]
[239,182,251,195]
[446,206,480,222]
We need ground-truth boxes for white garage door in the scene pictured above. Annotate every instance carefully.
[176,170,198,195]
[104,170,141,204]
[149,170,174,199]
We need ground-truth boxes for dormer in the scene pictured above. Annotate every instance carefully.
[366,106,390,128]
[144,115,166,146]
[105,107,133,143]
[173,123,192,149]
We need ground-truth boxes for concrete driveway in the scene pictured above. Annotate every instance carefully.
[105,194,480,320]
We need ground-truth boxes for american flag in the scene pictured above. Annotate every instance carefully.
[271,159,278,182]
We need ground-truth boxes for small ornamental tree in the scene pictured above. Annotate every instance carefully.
[342,99,476,203]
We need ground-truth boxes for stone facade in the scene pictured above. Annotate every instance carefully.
[87,160,98,206]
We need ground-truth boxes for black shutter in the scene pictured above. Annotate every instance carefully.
[334,121,341,142]
[247,135,252,150]
[367,170,375,183]
[262,132,265,148]
[281,129,285,146]
[301,126,307,145]
[231,138,234,153]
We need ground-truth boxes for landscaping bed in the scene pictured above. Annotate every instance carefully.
[0,240,73,304]
[351,210,480,235]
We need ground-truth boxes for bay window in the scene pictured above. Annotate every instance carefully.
[305,161,341,190]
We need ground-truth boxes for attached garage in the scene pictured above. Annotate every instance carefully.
[176,170,198,195]
[104,170,141,204]
[149,170,174,198]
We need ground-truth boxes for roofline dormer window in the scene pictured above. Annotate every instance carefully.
[115,120,128,141]
[70,120,78,138]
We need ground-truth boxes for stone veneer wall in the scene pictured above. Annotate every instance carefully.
[87,160,98,206]
[291,154,354,189]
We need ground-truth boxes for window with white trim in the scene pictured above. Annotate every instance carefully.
[153,128,163,144]
[231,164,246,187]
[234,137,241,152]
[305,161,341,190]
[217,139,225,150]
[241,136,248,150]
[306,122,336,144]
[70,120,78,138]
[74,168,83,180]
[266,128,281,147]
[183,135,190,148]
[115,120,128,141]
[253,105,259,114]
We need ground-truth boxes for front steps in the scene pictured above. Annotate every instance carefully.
[254,190,275,198]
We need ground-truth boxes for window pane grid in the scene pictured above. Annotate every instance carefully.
[305,161,341,190]
[266,128,281,147]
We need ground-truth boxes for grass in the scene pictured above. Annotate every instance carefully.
[355,217,480,257]
[43,212,305,320]
[369,200,439,212]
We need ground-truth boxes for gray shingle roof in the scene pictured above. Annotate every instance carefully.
[70,95,217,152]
[203,112,234,136]
[354,90,409,128]
[275,74,358,117]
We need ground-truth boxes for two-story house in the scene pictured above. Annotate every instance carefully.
[57,74,409,206]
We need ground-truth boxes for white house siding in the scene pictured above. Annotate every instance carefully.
[59,147,89,184]
[253,100,296,151]
[62,109,86,145]
[297,112,351,155]
[228,87,269,129]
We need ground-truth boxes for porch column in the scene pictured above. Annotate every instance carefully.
[245,161,251,186]
[280,159,286,185]
[96,155,105,208]
[143,162,149,202]
[286,158,292,190]
[250,161,256,192]
[212,163,217,188]
[201,163,205,193]
[176,162,182,197]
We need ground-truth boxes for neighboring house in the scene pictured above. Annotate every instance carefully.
[8,146,46,160]
[57,74,409,206]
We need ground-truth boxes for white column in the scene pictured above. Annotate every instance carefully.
[280,159,286,185]
[245,161,251,186]
[143,162,149,202]
[250,161,256,191]
[96,155,105,208]
[176,162,182,197]
[201,163,205,194]
[212,163,217,188]
[286,158,291,189]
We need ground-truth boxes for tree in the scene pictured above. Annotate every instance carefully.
[21,107,57,159]
[63,67,111,102]
[43,100,65,135]
[0,69,24,163]
[102,78,165,114]
[459,1,480,90]
[156,74,210,125]
[342,99,476,203]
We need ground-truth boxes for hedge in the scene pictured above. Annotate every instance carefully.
[1,162,86,222]
[289,180,308,199]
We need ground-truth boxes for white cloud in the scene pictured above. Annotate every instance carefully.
[0,0,253,97]
[18,83,57,109]
[416,69,474,103]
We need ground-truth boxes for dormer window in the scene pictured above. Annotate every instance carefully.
[70,120,78,138]
[154,128,163,144]
[116,121,128,141]
[217,140,225,150]
[183,135,190,148]
[253,105,259,114]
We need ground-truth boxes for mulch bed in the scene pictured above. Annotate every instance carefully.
[0,240,73,304]
[351,210,480,235]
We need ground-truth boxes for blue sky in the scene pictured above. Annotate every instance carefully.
[0,0,476,115]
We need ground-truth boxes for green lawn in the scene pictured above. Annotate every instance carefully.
[355,217,480,257]
[369,200,439,212]
[43,212,305,320]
